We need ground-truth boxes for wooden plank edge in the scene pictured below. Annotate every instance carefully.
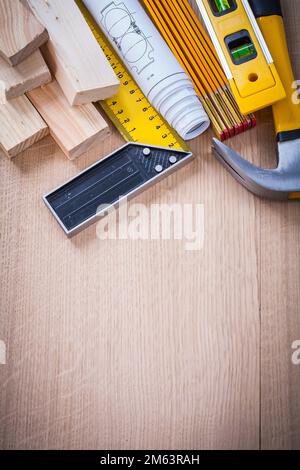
[27,80,111,160]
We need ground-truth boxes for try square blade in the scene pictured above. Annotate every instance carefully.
[43,143,193,237]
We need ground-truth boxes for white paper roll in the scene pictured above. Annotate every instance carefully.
[83,0,210,140]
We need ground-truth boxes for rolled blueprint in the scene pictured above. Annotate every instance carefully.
[83,0,210,140]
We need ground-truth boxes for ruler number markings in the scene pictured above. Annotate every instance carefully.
[78,0,187,150]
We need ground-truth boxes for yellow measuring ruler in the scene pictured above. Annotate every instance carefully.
[77,0,188,151]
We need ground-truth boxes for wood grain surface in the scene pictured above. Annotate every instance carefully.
[26,0,120,105]
[0,0,48,66]
[0,49,51,103]
[0,0,299,450]
[0,94,49,158]
[28,80,110,160]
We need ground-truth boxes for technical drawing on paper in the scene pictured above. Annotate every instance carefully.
[100,1,154,74]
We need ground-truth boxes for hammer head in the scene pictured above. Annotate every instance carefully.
[212,138,300,200]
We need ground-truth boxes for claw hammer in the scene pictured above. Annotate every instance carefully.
[212,0,300,200]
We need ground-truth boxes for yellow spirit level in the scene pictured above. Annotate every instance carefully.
[196,0,286,114]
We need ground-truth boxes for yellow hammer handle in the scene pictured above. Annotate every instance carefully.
[257,15,300,136]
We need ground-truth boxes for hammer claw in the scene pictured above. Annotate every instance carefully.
[212,138,300,200]
[211,0,300,201]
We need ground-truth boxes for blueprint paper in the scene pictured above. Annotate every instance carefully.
[83,0,210,140]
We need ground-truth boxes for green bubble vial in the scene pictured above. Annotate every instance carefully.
[214,0,231,13]
[231,43,256,61]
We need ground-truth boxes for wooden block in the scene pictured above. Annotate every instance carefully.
[0,49,51,103]
[0,95,48,158]
[27,80,110,159]
[0,0,48,66]
[26,0,119,106]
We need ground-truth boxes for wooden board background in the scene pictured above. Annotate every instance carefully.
[0,0,299,450]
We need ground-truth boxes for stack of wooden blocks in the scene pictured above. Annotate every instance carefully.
[0,0,120,159]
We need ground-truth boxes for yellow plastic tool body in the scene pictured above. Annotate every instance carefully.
[201,0,286,114]
[258,15,300,135]
[258,15,300,201]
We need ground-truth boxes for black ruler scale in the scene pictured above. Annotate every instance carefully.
[44,143,193,237]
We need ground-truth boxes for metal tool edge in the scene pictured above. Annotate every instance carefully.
[42,142,193,238]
